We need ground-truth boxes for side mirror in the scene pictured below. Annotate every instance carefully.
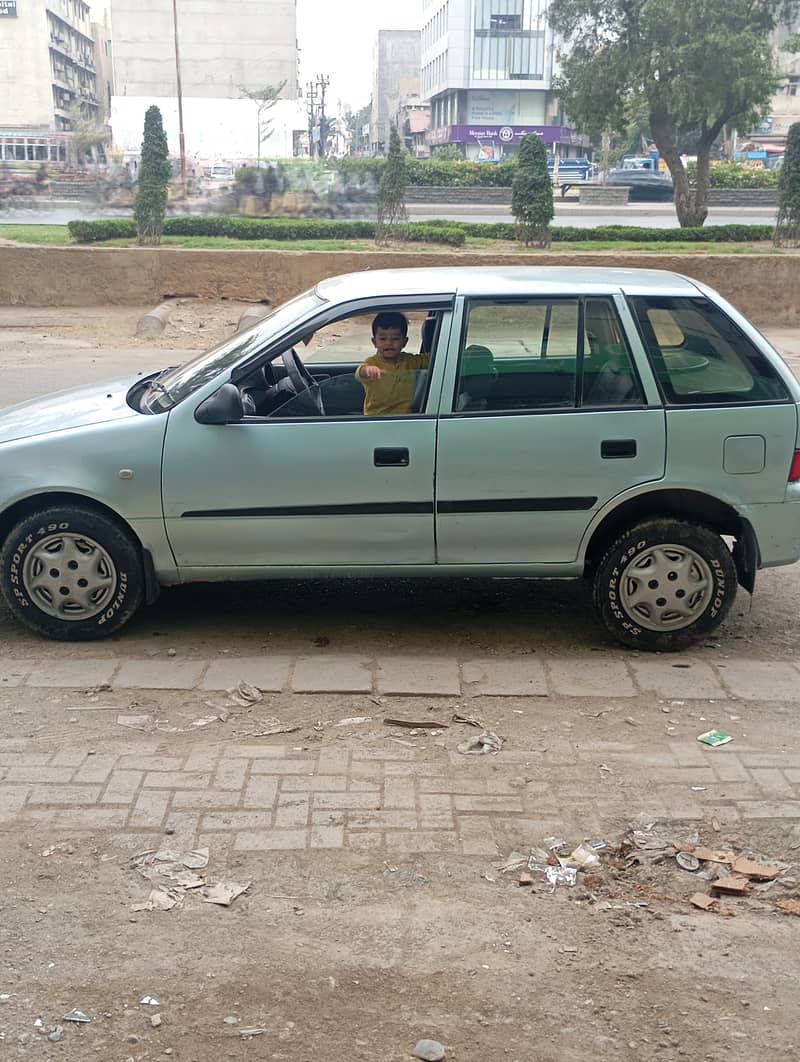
[194,383,244,425]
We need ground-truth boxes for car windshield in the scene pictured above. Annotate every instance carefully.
[141,289,324,412]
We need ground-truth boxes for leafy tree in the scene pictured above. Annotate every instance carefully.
[376,124,408,243]
[548,0,800,227]
[134,106,171,246]
[344,103,372,155]
[239,81,287,167]
[775,122,800,245]
[511,133,554,246]
[66,101,109,168]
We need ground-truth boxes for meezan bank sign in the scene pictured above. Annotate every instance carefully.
[0,1,18,15]
[427,124,589,147]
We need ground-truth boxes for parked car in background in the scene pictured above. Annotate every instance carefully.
[605,167,675,201]
[2,266,799,651]
[205,163,236,181]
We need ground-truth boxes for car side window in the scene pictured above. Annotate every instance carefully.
[252,310,440,419]
[628,296,791,405]
[454,298,644,413]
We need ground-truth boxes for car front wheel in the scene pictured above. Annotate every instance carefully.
[593,519,737,652]
[0,505,144,641]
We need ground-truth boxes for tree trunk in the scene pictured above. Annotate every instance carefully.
[650,111,709,227]
[690,140,713,228]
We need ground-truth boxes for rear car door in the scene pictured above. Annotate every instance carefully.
[627,294,797,510]
[434,294,667,564]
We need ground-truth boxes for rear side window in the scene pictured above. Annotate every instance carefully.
[453,297,644,413]
[628,296,790,405]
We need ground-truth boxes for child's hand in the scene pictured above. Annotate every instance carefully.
[360,364,383,380]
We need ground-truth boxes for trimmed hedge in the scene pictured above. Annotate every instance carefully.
[688,161,780,189]
[335,156,519,188]
[421,220,773,243]
[66,216,773,247]
[67,216,466,247]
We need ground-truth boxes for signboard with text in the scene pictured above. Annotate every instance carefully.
[0,1,18,16]
[427,124,590,148]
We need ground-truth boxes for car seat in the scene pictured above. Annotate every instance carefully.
[420,313,438,354]
[456,345,497,411]
[583,346,638,406]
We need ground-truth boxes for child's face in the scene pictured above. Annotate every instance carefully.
[372,327,407,362]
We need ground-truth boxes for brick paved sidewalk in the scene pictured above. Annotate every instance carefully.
[1,652,799,699]
[2,733,799,856]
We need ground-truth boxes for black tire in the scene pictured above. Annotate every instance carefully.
[593,519,737,652]
[0,505,144,641]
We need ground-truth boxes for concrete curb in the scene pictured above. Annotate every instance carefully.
[136,299,177,337]
[236,303,272,333]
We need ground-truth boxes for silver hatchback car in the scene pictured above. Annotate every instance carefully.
[2,266,799,651]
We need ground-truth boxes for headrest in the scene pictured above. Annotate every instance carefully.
[461,344,494,374]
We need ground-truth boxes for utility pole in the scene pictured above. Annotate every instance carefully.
[171,0,187,198]
[305,74,330,159]
[316,74,330,159]
[305,80,318,158]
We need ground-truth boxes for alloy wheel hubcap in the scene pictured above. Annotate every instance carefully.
[619,543,714,632]
[22,533,117,621]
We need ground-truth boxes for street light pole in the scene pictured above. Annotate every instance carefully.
[171,0,187,198]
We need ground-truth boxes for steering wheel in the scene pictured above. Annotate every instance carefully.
[281,348,324,414]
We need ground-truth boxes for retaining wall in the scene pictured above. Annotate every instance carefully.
[403,186,778,207]
[0,245,797,325]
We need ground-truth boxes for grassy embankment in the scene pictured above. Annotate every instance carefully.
[0,224,784,255]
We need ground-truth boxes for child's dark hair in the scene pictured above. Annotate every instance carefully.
[371,311,409,337]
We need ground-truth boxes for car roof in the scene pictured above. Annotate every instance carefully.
[315,266,702,301]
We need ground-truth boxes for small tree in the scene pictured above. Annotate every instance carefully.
[511,133,554,246]
[240,82,286,167]
[376,124,407,243]
[66,101,110,168]
[134,106,171,246]
[775,122,800,247]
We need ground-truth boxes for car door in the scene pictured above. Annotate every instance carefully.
[161,305,452,571]
[627,293,799,507]
[434,294,667,565]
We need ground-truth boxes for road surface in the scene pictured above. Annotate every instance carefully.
[0,201,778,229]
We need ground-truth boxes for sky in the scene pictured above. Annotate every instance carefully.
[296,0,421,113]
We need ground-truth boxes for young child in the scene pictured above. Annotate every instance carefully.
[356,311,431,416]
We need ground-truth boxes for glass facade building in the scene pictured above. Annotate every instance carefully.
[421,0,588,160]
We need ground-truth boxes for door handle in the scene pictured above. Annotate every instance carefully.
[374,447,409,467]
[601,439,637,459]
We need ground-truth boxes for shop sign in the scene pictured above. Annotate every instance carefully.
[427,124,589,147]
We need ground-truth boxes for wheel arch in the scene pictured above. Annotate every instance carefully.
[582,488,759,593]
[0,491,160,603]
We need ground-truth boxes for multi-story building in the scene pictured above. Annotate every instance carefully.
[0,0,99,162]
[91,10,114,125]
[395,96,431,158]
[107,0,302,164]
[754,19,800,150]
[370,29,422,154]
[421,0,587,160]
[109,0,297,100]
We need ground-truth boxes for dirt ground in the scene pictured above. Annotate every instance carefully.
[2,684,800,1062]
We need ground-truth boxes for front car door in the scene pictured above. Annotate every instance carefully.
[160,298,452,572]
[435,292,667,565]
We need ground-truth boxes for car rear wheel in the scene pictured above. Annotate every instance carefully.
[0,505,144,641]
[593,519,736,651]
